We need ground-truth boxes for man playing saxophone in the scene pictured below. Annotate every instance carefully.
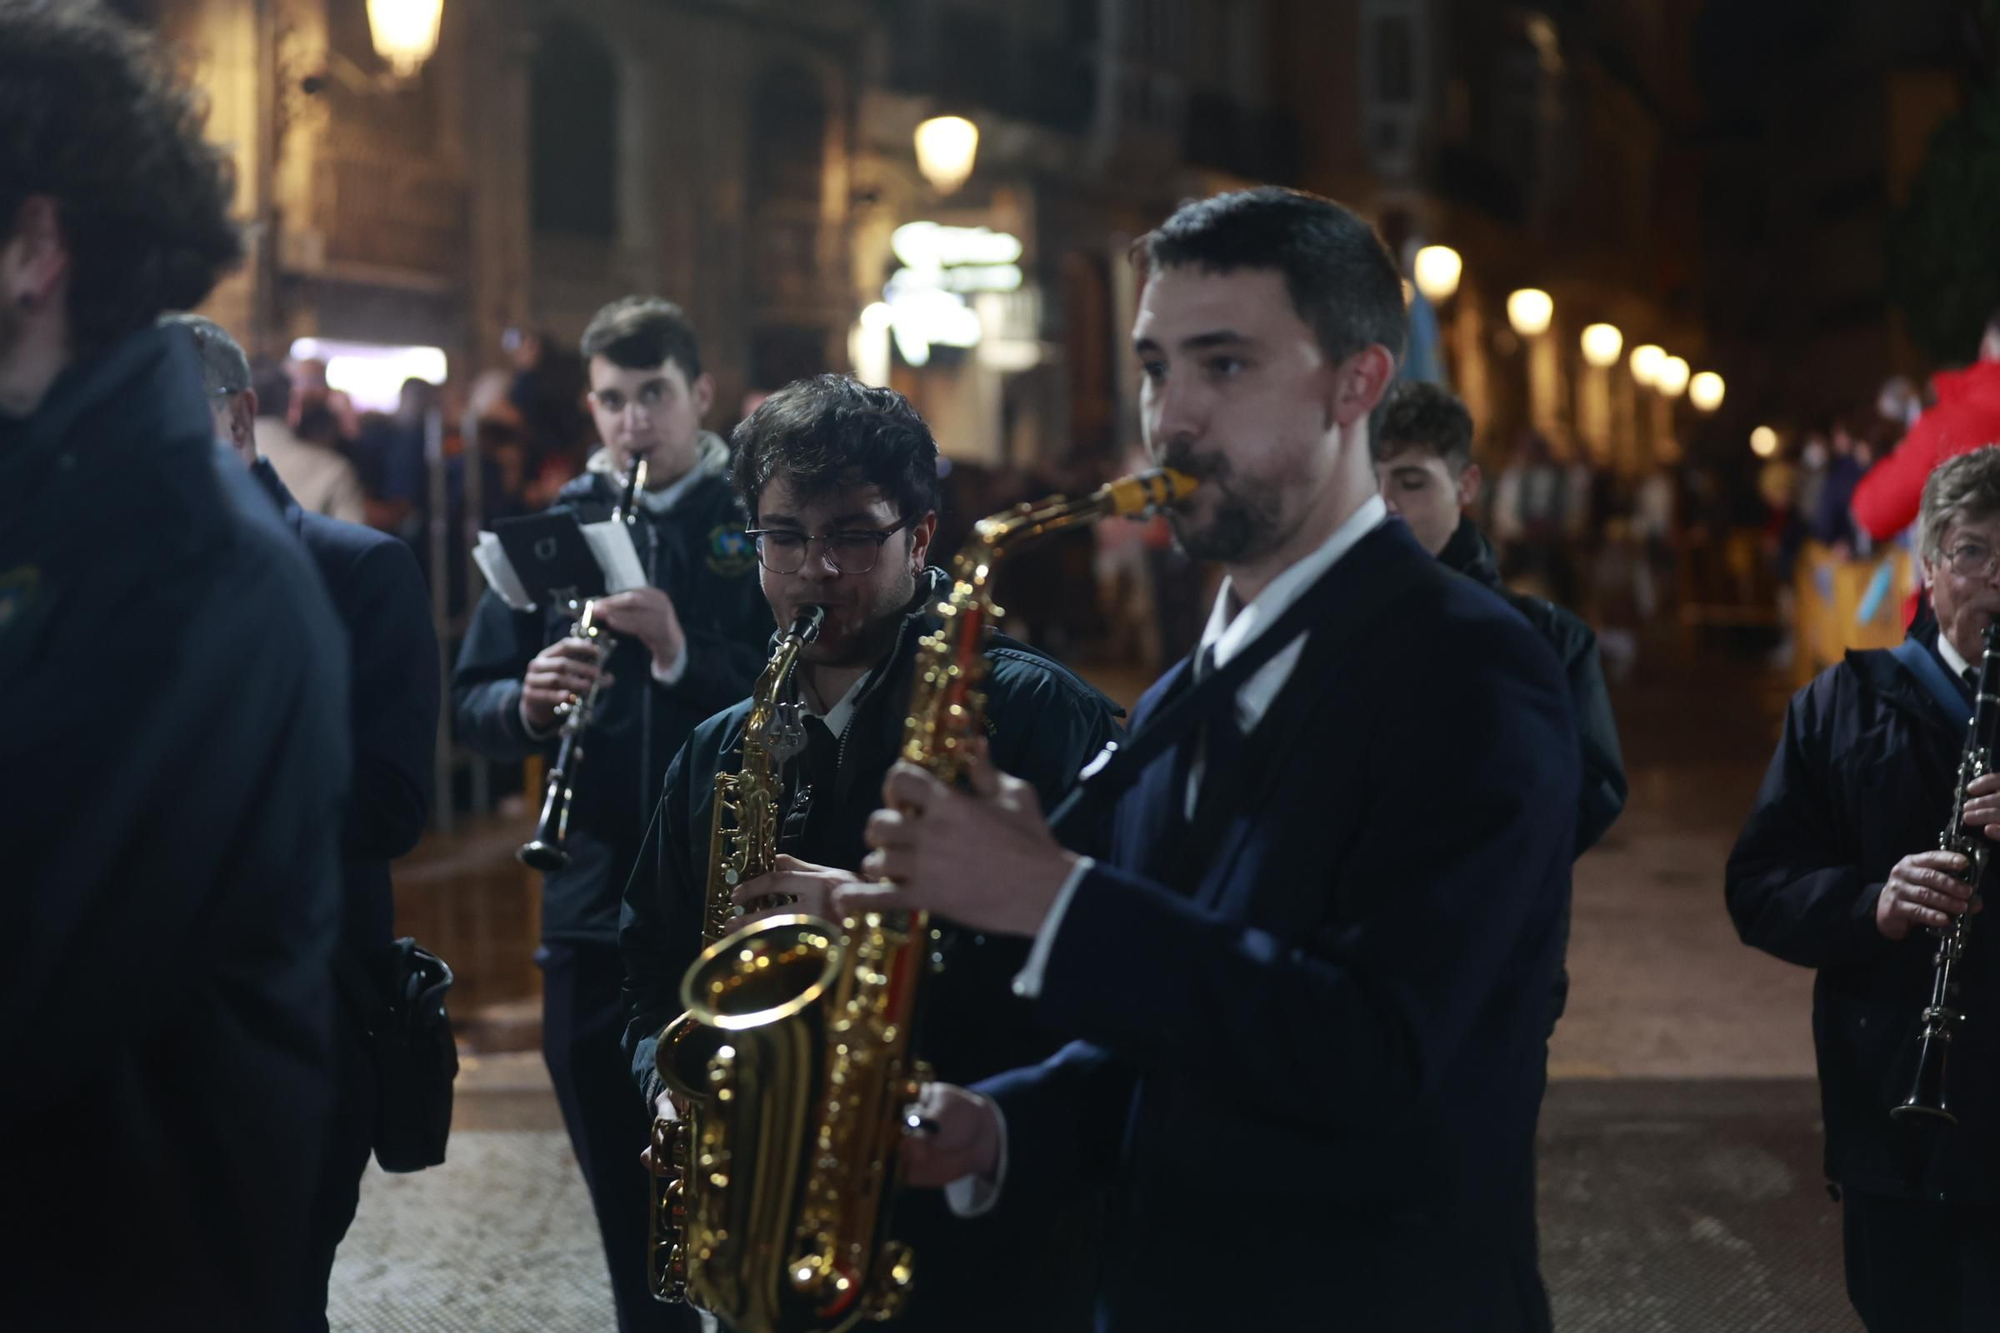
[454,297,772,1333]
[619,373,1120,1331]
[1728,445,2000,1333]
[840,188,1581,1331]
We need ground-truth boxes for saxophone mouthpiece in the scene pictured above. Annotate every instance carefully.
[794,605,827,642]
[1100,468,1200,518]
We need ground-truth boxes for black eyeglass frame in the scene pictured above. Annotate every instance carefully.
[744,515,915,575]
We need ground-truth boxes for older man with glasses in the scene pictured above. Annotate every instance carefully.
[619,372,1120,1333]
[1731,442,2000,1332]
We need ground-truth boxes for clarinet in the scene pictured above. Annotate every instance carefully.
[518,454,648,872]
[1892,619,2000,1124]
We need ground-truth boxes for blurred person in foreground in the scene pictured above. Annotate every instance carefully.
[1729,444,2000,1332]
[0,1,349,1324]
[169,312,441,1331]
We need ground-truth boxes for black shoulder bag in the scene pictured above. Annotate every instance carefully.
[337,938,460,1173]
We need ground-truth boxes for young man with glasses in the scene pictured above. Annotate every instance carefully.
[454,296,772,1333]
[1730,443,2000,1332]
[619,373,1119,1332]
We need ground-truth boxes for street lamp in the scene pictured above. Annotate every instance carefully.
[367,0,444,78]
[1506,288,1553,337]
[1689,371,1725,412]
[1581,323,1623,368]
[1413,246,1463,303]
[914,115,979,195]
[1751,425,1778,457]
[1655,355,1690,398]
[1629,343,1665,387]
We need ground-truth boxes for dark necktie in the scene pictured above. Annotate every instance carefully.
[1195,645,1247,810]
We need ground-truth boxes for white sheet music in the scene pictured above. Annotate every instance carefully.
[471,531,535,611]
[581,520,647,594]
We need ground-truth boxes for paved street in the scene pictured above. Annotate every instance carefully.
[336,630,1864,1330]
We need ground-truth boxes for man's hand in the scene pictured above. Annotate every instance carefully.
[900,1082,1003,1189]
[522,638,609,732]
[640,1090,679,1175]
[1962,773,2000,840]
[839,739,1076,937]
[732,855,860,926]
[593,587,686,674]
[1877,850,1984,941]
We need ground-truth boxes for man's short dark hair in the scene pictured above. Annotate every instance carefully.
[730,374,940,525]
[579,296,703,381]
[1373,380,1475,473]
[1132,187,1408,372]
[0,1,242,354]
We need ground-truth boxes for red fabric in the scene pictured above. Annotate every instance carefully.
[1852,359,2000,541]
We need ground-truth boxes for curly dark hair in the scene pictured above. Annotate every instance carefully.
[0,0,242,355]
[1132,187,1408,372]
[1373,380,1474,473]
[729,374,940,524]
[579,295,703,380]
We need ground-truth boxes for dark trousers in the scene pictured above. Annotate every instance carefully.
[539,942,700,1333]
[296,991,377,1331]
[1843,1189,2000,1332]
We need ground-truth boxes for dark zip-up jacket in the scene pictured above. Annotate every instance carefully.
[452,439,773,943]
[620,567,1121,1332]
[1728,628,2000,1203]
[0,326,350,1328]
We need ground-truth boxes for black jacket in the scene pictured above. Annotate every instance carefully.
[0,326,351,1328]
[452,441,773,943]
[254,459,437,951]
[620,567,1121,1332]
[1440,514,1626,855]
[1727,629,2000,1203]
[983,520,1577,1331]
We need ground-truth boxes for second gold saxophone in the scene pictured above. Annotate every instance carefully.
[661,467,1195,1333]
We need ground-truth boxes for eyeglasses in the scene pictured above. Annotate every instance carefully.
[746,517,912,575]
[1943,541,2000,581]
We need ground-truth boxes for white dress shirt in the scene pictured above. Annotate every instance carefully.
[1938,628,1973,683]
[944,493,1389,1218]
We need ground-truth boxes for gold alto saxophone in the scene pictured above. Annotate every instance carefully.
[663,467,1196,1333]
[648,605,827,1305]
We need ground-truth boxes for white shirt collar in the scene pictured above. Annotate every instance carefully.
[635,464,703,514]
[1938,629,1973,681]
[809,668,875,739]
[1197,493,1389,674]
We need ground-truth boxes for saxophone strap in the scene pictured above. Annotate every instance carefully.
[1050,527,1429,842]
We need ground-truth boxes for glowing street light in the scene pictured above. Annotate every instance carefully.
[1750,425,1778,457]
[1689,371,1726,412]
[1655,355,1690,398]
[1413,246,1463,303]
[1629,343,1666,386]
[914,116,980,195]
[1581,323,1624,369]
[1506,288,1554,338]
[367,0,444,77]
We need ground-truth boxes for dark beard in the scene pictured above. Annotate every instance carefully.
[1169,473,1285,564]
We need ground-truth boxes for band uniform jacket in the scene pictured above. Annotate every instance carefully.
[0,326,351,1328]
[1727,627,2000,1204]
[453,437,773,944]
[979,519,1580,1332]
[621,568,1122,1332]
[252,458,438,952]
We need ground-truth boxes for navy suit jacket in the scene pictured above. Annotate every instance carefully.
[978,521,1579,1331]
[255,460,438,950]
